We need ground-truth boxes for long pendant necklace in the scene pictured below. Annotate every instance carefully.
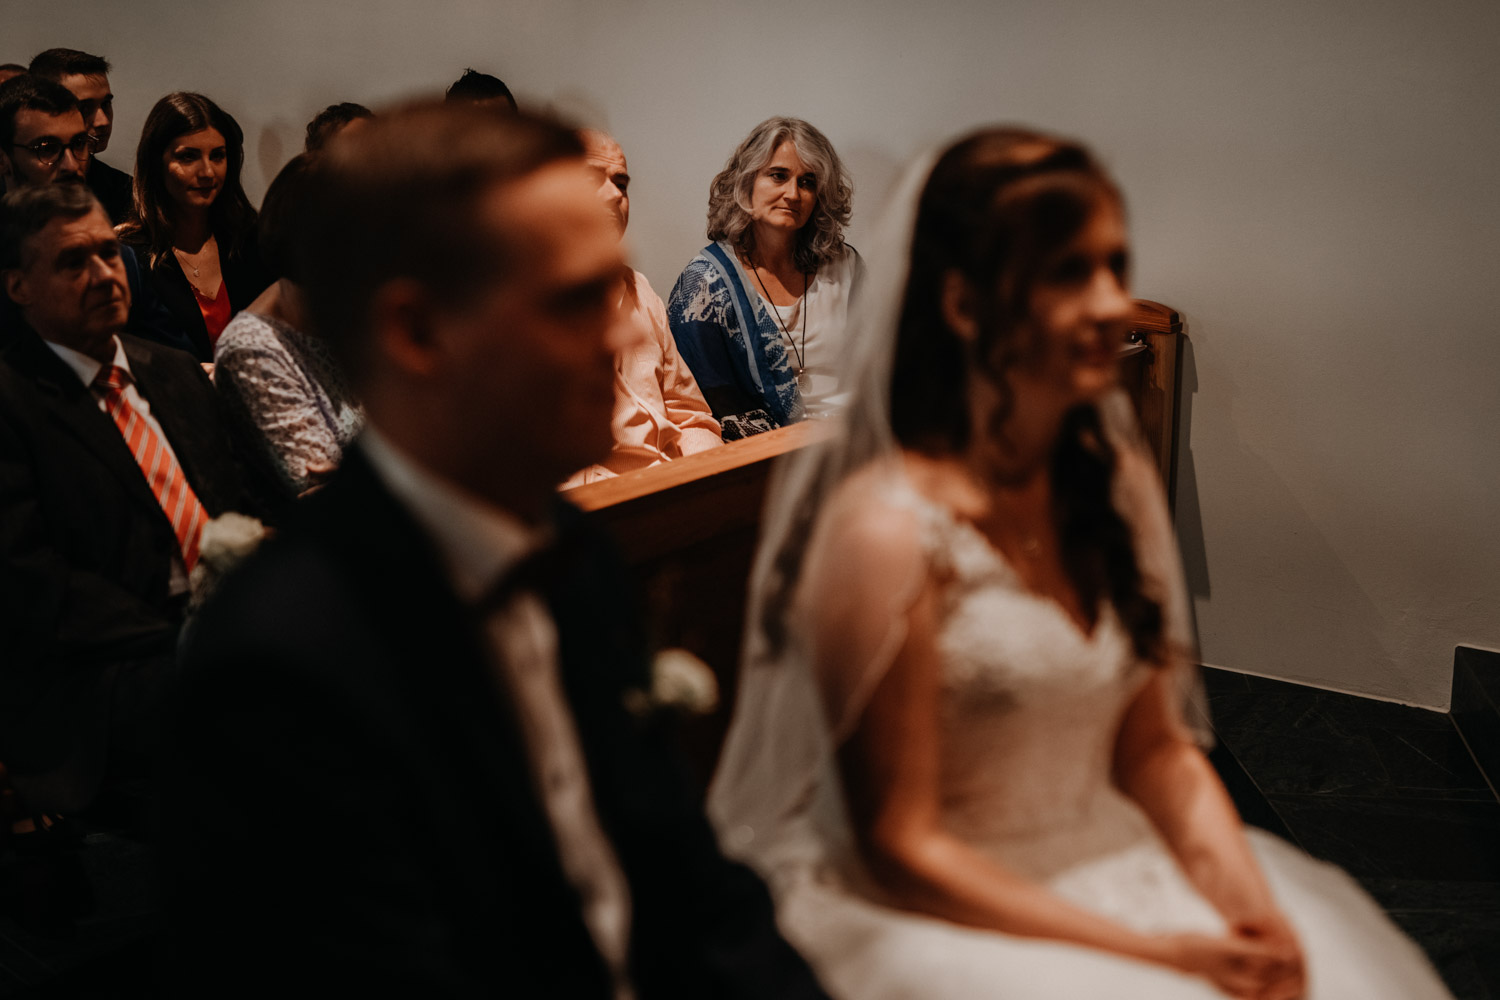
[751,263,810,395]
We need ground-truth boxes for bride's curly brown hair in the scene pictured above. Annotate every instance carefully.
[890,127,1165,664]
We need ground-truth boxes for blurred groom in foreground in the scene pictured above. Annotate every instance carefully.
[160,103,829,999]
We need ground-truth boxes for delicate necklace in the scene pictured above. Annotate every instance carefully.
[750,260,809,394]
[174,235,216,280]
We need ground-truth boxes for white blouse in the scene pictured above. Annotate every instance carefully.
[751,247,859,419]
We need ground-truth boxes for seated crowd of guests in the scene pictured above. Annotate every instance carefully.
[2,42,1459,1000]
[0,51,865,492]
[0,44,859,995]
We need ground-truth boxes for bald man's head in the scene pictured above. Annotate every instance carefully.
[579,129,629,235]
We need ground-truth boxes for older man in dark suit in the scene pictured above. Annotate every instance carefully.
[0,182,252,821]
[160,104,828,999]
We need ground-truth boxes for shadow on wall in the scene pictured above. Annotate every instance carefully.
[839,143,903,253]
[544,89,610,131]
[254,122,299,197]
[1175,334,1210,603]
[1176,321,1414,701]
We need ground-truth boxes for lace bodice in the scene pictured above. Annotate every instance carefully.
[928,507,1141,821]
[799,476,1220,936]
[876,483,1148,866]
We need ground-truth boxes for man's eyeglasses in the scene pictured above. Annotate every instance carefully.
[9,133,96,167]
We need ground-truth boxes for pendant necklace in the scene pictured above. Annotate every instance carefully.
[174,235,215,281]
[751,263,810,395]
[175,248,201,278]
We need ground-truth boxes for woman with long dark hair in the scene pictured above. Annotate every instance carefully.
[709,128,1451,999]
[119,92,268,361]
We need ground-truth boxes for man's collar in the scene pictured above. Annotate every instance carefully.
[43,335,126,389]
[358,424,550,604]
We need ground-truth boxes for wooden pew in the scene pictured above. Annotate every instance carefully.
[566,423,826,785]
[568,299,1184,785]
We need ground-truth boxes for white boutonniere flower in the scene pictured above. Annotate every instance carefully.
[624,649,720,718]
[188,512,268,607]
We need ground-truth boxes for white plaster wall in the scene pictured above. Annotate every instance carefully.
[14,0,1499,707]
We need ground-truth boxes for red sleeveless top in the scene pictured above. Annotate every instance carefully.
[192,278,233,346]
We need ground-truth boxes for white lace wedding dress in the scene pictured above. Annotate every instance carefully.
[717,464,1451,1000]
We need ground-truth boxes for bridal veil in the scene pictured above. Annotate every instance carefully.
[707,141,1209,876]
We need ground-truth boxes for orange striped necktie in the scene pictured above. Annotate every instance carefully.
[93,364,208,571]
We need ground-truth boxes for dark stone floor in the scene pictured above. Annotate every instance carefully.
[1204,667,1500,1000]
[3,667,1497,997]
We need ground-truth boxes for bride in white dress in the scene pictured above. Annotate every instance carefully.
[708,128,1451,999]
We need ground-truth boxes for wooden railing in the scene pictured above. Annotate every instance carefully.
[566,421,828,560]
[1119,299,1184,501]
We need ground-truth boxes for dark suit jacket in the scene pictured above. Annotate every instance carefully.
[0,328,252,812]
[86,158,134,225]
[121,229,270,363]
[160,443,828,999]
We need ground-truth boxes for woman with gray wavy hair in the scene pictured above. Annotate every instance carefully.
[667,117,860,439]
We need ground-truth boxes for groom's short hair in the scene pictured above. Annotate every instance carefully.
[299,101,582,380]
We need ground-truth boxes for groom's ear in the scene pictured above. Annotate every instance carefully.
[940,270,979,344]
[369,277,443,378]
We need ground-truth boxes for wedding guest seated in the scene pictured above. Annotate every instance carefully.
[0,183,257,828]
[444,67,517,113]
[303,101,372,153]
[118,92,269,363]
[0,75,97,200]
[215,153,363,498]
[667,117,859,440]
[160,101,829,999]
[0,75,189,352]
[28,48,131,223]
[564,130,721,488]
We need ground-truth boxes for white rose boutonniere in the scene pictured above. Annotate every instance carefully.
[188,512,268,608]
[624,649,720,718]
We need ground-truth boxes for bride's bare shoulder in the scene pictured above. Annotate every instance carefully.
[819,458,921,537]
[807,457,932,572]
[811,452,978,565]
[798,458,945,646]
[897,450,988,520]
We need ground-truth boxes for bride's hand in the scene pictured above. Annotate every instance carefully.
[1160,932,1305,999]
[1231,912,1306,1000]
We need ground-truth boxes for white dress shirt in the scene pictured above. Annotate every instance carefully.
[360,426,635,999]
